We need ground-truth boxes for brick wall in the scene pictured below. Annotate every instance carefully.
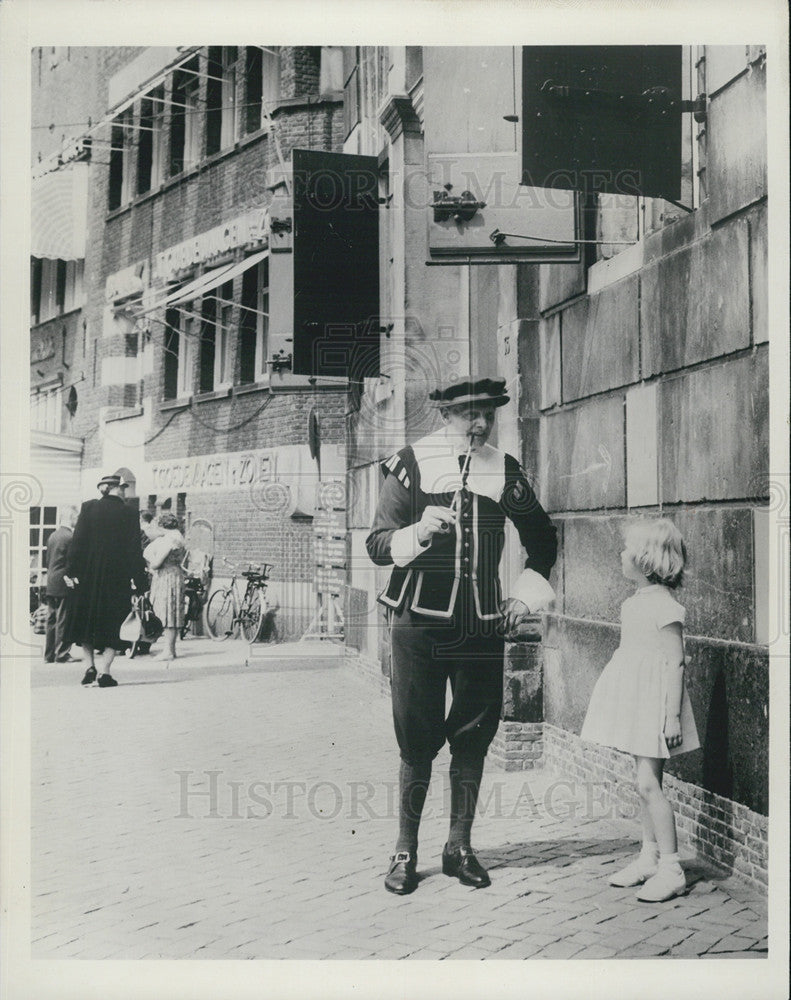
[540,722,768,887]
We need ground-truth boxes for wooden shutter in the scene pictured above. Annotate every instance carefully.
[291,149,379,378]
[522,46,683,201]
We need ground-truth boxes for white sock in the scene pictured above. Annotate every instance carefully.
[658,851,682,870]
[640,843,660,860]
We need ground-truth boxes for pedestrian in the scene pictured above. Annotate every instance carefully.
[144,512,186,663]
[366,377,557,895]
[580,518,700,902]
[44,505,79,663]
[65,474,148,687]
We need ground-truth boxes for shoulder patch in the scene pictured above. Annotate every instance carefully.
[382,453,411,490]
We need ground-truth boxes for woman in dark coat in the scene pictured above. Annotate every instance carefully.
[65,474,148,687]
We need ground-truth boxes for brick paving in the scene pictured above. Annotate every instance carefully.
[31,637,769,962]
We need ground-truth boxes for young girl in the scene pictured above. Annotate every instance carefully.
[581,518,700,902]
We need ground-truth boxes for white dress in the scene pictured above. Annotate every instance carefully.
[580,585,700,759]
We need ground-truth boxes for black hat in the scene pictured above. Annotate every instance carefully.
[97,474,122,489]
[429,377,510,409]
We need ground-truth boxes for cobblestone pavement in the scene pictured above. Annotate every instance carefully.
[30,638,769,964]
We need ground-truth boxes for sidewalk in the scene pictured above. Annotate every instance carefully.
[31,637,768,961]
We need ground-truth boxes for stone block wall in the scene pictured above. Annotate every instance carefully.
[523,44,770,851]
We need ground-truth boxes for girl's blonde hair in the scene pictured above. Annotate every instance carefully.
[624,518,686,589]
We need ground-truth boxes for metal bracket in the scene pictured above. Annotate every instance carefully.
[540,80,708,123]
[432,183,487,223]
[267,350,292,373]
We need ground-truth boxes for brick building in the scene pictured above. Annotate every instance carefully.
[30,45,353,637]
[340,46,771,887]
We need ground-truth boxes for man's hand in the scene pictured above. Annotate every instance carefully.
[63,576,77,589]
[499,598,530,638]
[664,714,682,750]
[416,506,457,545]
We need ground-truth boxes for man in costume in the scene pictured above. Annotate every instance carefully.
[366,378,557,894]
[65,474,148,687]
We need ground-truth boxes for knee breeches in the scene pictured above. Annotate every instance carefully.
[390,610,504,765]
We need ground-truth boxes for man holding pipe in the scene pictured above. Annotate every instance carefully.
[367,377,557,895]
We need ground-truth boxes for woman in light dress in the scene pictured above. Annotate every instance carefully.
[143,512,186,663]
[581,518,700,903]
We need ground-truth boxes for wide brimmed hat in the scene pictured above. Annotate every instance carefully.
[97,474,122,489]
[429,377,510,409]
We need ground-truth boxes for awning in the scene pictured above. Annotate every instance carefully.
[31,162,89,260]
[136,249,268,315]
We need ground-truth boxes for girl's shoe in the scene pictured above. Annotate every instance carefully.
[635,865,686,902]
[609,854,658,887]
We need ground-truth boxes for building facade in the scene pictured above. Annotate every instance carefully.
[341,45,770,887]
[31,45,353,637]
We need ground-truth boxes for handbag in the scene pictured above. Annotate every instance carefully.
[143,534,174,570]
[119,609,142,643]
[137,594,164,642]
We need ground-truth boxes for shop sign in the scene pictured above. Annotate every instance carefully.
[153,208,270,283]
[150,448,276,493]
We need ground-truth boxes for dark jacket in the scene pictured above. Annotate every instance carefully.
[65,495,148,649]
[45,525,73,599]
[366,430,557,620]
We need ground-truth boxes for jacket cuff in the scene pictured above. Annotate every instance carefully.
[510,568,556,612]
[390,524,430,567]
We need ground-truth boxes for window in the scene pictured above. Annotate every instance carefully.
[170,59,200,176]
[589,46,705,265]
[217,281,234,388]
[342,48,360,141]
[138,87,165,194]
[239,257,269,383]
[36,259,79,322]
[108,110,133,210]
[207,47,238,155]
[177,316,196,398]
[31,385,63,434]
[198,280,234,392]
[30,505,58,596]
[38,258,58,322]
[32,258,83,322]
[63,259,84,313]
[31,258,42,324]
[164,306,195,400]
[245,46,280,134]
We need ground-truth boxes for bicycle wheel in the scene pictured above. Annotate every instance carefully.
[204,589,236,641]
[239,589,265,643]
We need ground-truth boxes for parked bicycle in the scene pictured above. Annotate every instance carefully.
[180,547,212,640]
[203,557,271,642]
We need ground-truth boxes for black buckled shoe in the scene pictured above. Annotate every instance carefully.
[80,666,97,686]
[97,673,118,688]
[442,845,491,888]
[384,851,418,895]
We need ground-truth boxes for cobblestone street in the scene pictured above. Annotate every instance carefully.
[29,638,770,968]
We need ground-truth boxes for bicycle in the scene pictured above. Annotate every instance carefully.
[180,573,208,639]
[203,557,271,642]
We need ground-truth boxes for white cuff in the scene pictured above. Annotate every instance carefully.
[390,524,430,567]
[510,569,555,612]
